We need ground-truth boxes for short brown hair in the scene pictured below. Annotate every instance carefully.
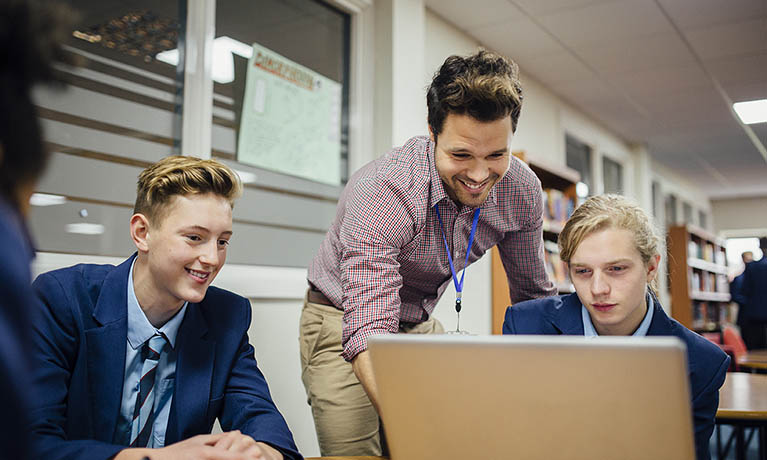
[134,156,242,224]
[559,195,662,292]
[427,49,523,138]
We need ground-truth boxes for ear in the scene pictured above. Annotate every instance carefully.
[646,253,661,283]
[428,124,436,143]
[130,213,151,254]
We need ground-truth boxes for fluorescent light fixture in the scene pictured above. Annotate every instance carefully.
[576,181,589,198]
[233,169,257,184]
[155,36,253,84]
[65,223,105,235]
[733,99,767,124]
[29,193,66,206]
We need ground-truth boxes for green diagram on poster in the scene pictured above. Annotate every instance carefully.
[237,42,342,186]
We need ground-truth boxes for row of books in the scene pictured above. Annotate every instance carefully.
[691,301,736,331]
[543,240,569,286]
[542,188,575,225]
[690,271,729,293]
[687,239,726,266]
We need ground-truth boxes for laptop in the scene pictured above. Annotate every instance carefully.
[368,334,695,460]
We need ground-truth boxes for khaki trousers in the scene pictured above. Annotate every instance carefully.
[299,295,444,456]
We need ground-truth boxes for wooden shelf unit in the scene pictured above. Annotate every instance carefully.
[667,224,731,332]
[491,153,580,334]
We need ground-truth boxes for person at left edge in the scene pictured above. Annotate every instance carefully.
[30,156,302,460]
[0,1,75,459]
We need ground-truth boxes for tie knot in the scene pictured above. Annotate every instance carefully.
[143,333,167,361]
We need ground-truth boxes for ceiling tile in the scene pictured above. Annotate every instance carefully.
[722,80,767,103]
[537,0,673,47]
[511,0,614,16]
[684,18,767,60]
[706,52,767,86]
[473,18,564,61]
[424,0,524,29]
[612,64,712,99]
[573,32,695,75]
[516,51,594,85]
[656,0,767,29]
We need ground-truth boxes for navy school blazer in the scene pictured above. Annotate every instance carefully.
[30,255,302,460]
[503,293,729,460]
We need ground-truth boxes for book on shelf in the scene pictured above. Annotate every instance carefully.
[542,188,574,226]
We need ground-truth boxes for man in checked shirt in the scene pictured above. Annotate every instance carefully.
[300,50,556,456]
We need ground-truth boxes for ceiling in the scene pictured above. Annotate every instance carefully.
[425,0,767,200]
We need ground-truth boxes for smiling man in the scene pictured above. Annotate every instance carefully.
[301,50,556,456]
[30,157,301,460]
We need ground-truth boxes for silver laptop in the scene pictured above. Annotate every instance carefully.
[368,334,695,460]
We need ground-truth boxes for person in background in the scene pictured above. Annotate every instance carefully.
[739,238,767,349]
[730,250,753,332]
[503,194,729,460]
[30,156,302,460]
[0,1,73,458]
[301,49,555,456]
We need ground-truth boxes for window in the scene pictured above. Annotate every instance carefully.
[698,210,708,230]
[211,0,351,186]
[30,0,185,257]
[665,194,678,226]
[602,156,623,194]
[566,134,592,196]
[683,202,693,225]
[651,181,660,218]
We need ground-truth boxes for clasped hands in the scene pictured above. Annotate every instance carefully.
[115,430,283,460]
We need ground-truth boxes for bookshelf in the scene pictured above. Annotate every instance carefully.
[491,152,580,334]
[667,224,732,332]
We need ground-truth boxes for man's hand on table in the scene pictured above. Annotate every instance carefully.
[113,431,284,460]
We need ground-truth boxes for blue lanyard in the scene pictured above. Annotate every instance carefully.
[434,204,481,312]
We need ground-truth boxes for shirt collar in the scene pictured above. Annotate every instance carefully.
[127,258,187,350]
[581,293,654,337]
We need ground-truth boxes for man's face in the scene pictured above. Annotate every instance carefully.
[569,228,659,336]
[143,193,232,309]
[432,113,512,208]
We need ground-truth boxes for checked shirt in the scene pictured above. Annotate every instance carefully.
[308,136,555,361]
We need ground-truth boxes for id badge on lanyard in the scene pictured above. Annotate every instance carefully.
[434,204,481,334]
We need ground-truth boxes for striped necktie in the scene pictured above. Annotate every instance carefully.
[129,333,167,447]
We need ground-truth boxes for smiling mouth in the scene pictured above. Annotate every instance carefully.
[459,179,488,192]
[186,268,210,282]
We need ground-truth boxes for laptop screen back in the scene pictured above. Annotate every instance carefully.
[368,334,694,460]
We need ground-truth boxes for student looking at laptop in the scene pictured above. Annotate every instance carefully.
[503,194,729,460]
[30,156,302,460]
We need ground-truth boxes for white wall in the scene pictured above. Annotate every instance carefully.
[711,196,767,235]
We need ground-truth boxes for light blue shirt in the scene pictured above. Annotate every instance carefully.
[581,294,654,337]
[115,259,187,448]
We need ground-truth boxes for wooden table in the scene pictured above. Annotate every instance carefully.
[738,349,767,372]
[716,372,767,459]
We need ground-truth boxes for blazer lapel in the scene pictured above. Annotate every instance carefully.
[166,302,215,444]
[85,256,134,442]
[646,295,674,336]
[547,293,586,335]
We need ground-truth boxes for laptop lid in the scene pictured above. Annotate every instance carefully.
[368,334,694,460]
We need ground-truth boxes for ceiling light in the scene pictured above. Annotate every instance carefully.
[233,169,257,184]
[29,193,66,206]
[733,99,767,124]
[155,36,253,84]
[65,223,105,235]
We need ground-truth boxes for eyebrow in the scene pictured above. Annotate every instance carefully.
[447,147,508,155]
[182,225,233,236]
[570,258,633,267]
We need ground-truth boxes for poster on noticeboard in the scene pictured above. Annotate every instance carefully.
[237,42,342,186]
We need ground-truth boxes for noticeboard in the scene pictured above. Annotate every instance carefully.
[237,42,342,185]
